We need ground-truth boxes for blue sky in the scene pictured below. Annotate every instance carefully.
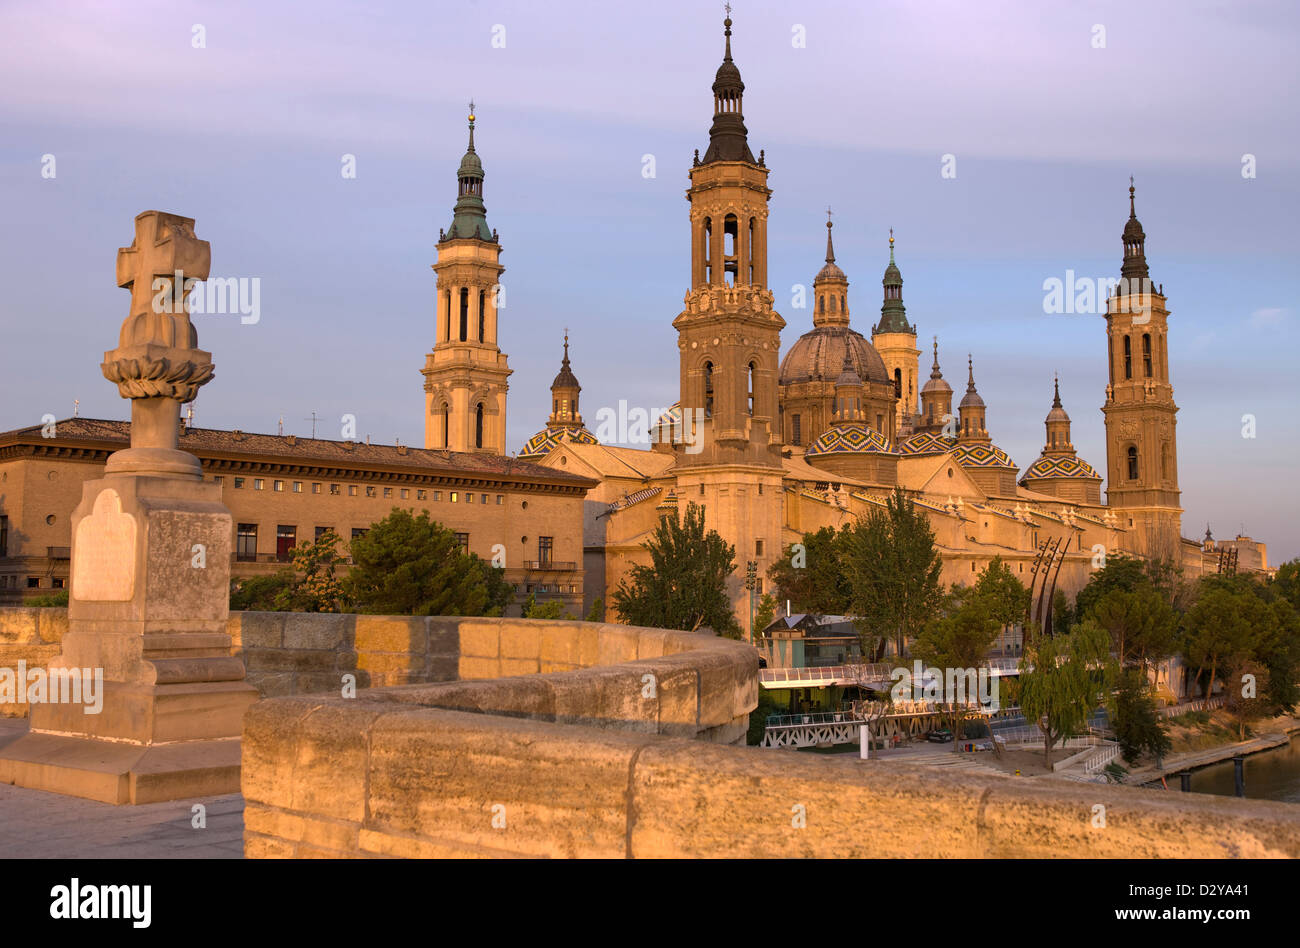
[1,0,1297,560]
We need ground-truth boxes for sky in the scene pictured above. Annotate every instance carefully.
[1,0,1297,560]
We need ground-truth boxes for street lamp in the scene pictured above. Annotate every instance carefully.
[744,560,758,645]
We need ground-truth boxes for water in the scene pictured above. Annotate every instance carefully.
[1182,737,1300,803]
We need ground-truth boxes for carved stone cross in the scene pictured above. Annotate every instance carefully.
[114,211,210,348]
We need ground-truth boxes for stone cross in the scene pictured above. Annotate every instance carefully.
[114,211,210,343]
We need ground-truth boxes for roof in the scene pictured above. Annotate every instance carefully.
[805,423,893,457]
[517,425,599,461]
[0,418,596,491]
[1020,454,1102,481]
[541,439,676,480]
[779,326,890,386]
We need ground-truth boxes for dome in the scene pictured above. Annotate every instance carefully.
[517,425,598,461]
[899,432,955,456]
[921,374,952,396]
[779,327,889,386]
[457,151,483,177]
[952,442,1016,469]
[959,388,985,410]
[713,59,743,92]
[805,422,893,458]
[816,260,846,283]
[1021,455,1101,481]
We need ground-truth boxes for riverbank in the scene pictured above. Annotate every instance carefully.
[1124,714,1299,786]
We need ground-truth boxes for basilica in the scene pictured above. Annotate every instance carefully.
[421,15,1269,632]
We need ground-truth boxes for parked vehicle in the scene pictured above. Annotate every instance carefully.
[926,729,952,743]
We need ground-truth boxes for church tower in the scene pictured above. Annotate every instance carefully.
[957,356,990,443]
[916,338,954,434]
[422,107,512,453]
[548,331,583,429]
[1102,180,1182,548]
[670,13,785,633]
[871,231,920,434]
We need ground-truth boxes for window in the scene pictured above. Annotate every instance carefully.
[27,577,39,589]
[1123,336,1132,379]
[329,484,340,495]
[433,491,442,501]
[478,289,485,342]
[351,528,368,540]
[234,477,245,489]
[348,485,357,496]
[254,479,264,490]
[236,524,258,562]
[704,362,714,419]
[894,368,902,399]
[496,495,503,505]
[755,539,764,556]
[450,492,458,503]
[876,413,884,432]
[1142,333,1152,377]
[213,476,224,486]
[440,405,449,448]
[365,486,376,498]
[455,532,470,554]
[466,492,474,504]
[273,480,284,492]
[311,483,321,494]
[1127,445,1139,480]
[459,288,469,341]
[52,577,64,589]
[475,403,484,449]
[0,515,7,557]
[539,536,553,566]
[791,414,801,446]
[400,489,409,499]
[292,481,303,493]
[1161,443,1169,481]
[383,487,393,498]
[747,362,755,416]
[481,494,489,504]
[276,525,296,562]
[315,526,333,541]
[417,489,427,500]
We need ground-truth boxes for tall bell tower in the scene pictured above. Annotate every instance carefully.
[669,13,785,634]
[1102,180,1182,550]
[422,106,512,453]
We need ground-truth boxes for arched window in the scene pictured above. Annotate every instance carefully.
[747,362,755,416]
[748,218,755,284]
[792,414,802,446]
[894,368,902,399]
[704,362,714,419]
[440,405,449,448]
[1142,333,1152,377]
[459,288,469,341]
[444,290,452,341]
[1123,336,1132,380]
[818,296,825,315]
[840,295,846,312]
[1127,445,1139,480]
[478,290,486,342]
[829,296,837,314]
[1161,443,1169,481]
[703,218,713,284]
[475,403,484,449]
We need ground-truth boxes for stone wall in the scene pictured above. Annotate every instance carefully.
[240,618,1300,858]
[0,608,67,717]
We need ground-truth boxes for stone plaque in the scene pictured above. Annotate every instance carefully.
[72,489,137,601]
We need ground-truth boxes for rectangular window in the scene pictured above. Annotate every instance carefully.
[328,483,339,495]
[348,485,357,497]
[312,483,322,494]
[539,536,553,567]
[254,479,265,491]
[450,492,458,503]
[383,487,393,498]
[466,493,474,504]
[276,525,297,562]
[496,495,503,505]
[433,491,442,501]
[481,494,489,504]
[27,577,39,589]
[292,481,303,493]
[234,477,245,489]
[455,532,469,554]
[792,414,801,446]
[315,526,332,541]
[755,539,764,556]
[0,515,7,557]
[213,476,224,486]
[400,489,409,500]
[236,524,258,561]
[352,528,368,541]
[52,577,65,589]
[365,486,376,498]
[273,480,284,492]
[417,489,427,500]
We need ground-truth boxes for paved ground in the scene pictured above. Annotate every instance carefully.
[0,720,244,859]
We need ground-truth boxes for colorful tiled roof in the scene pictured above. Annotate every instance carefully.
[952,443,1017,469]
[517,425,599,461]
[898,431,955,456]
[805,423,894,457]
[1020,454,1102,480]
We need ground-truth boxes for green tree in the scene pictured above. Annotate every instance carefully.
[1271,559,1300,612]
[1073,554,1148,619]
[842,486,944,661]
[1087,584,1177,671]
[585,596,605,622]
[1182,584,1261,704]
[282,529,347,612]
[1011,619,1113,767]
[345,508,510,616]
[230,571,297,611]
[910,597,1001,750]
[767,526,852,616]
[971,556,1028,653]
[522,592,571,620]
[753,593,778,635]
[28,589,70,607]
[1111,668,1172,765]
[611,502,741,638]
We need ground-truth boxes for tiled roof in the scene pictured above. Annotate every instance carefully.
[517,425,599,461]
[0,418,596,489]
[805,423,894,457]
[1020,454,1102,481]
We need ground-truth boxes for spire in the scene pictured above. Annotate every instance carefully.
[701,11,756,164]
[1120,176,1149,285]
[1052,373,1062,408]
[967,355,976,392]
[548,328,582,427]
[444,103,494,243]
[875,228,912,335]
[825,208,836,263]
[930,337,942,378]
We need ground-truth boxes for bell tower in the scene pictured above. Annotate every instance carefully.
[422,106,512,453]
[1102,180,1182,549]
[871,230,920,433]
[669,13,785,635]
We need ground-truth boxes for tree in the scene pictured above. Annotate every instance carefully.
[1087,584,1177,671]
[1112,667,1171,765]
[753,593,778,635]
[522,592,571,620]
[1182,584,1260,704]
[230,571,296,611]
[1271,558,1300,612]
[1073,554,1148,620]
[1012,619,1113,767]
[970,556,1028,654]
[611,502,741,638]
[585,597,605,622]
[767,526,852,616]
[842,486,944,661]
[346,508,511,616]
[283,529,347,612]
[910,597,1001,751]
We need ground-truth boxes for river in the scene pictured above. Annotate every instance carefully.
[1182,736,1300,803]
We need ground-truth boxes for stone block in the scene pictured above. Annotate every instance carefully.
[458,656,499,681]
[235,612,285,650]
[241,696,323,808]
[0,609,40,645]
[499,624,541,661]
[457,621,500,660]
[283,613,348,651]
[595,626,639,666]
[355,616,426,655]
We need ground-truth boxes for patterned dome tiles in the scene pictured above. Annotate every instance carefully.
[517,425,599,461]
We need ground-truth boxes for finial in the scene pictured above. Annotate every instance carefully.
[930,336,942,377]
[563,328,570,363]
[824,207,835,263]
[466,102,477,152]
[967,354,976,391]
[889,227,896,265]
[1129,175,1136,217]
[723,5,733,61]
[1052,373,1062,407]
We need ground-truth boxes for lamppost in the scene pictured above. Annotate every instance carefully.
[744,560,758,645]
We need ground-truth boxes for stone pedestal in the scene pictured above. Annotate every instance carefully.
[0,210,258,804]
